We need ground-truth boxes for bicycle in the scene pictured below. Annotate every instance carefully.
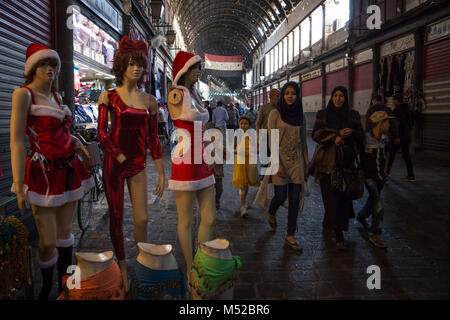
[73,125,105,235]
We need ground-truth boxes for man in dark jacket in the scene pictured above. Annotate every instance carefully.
[386,94,415,181]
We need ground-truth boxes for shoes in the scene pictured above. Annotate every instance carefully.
[268,214,277,230]
[404,176,416,182]
[335,230,347,250]
[356,214,370,230]
[369,234,388,248]
[240,206,248,218]
[285,236,303,252]
[336,241,347,250]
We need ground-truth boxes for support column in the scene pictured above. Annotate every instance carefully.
[414,27,425,93]
[54,0,74,110]
[321,62,326,109]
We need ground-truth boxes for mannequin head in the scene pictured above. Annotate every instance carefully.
[177,62,201,88]
[112,48,148,88]
[25,58,59,90]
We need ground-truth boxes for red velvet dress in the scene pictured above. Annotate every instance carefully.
[13,87,94,207]
[98,89,162,261]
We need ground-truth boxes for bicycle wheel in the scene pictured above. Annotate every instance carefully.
[77,188,94,231]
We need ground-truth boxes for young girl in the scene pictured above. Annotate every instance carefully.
[233,116,260,217]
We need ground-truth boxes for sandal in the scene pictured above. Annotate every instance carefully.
[285,237,303,252]
[268,215,277,230]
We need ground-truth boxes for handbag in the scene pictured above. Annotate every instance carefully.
[247,163,260,186]
[331,145,364,200]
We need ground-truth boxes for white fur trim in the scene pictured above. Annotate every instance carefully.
[26,176,95,207]
[29,104,71,121]
[56,234,75,248]
[24,49,61,76]
[173,55,202,86]
[38,249,58,268]
[168,174,215,191]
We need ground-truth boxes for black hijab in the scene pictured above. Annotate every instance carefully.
[275,81,303,126]
[326,86,351,130]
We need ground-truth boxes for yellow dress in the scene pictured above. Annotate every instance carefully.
[233,136,261,189]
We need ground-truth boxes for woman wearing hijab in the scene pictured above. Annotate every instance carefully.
[311,86,364,249]
[267,82,308,252]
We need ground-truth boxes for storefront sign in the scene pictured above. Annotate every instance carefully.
[326,58,348,73]
[381,34,415,57]
[81,0,123,33]
[427,17,450,42]
[354,49,373,65]
[290,75,300,83]
[301,68,321,81]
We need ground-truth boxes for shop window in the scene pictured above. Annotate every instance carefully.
[301,19,310,50]
[311,6,323,44]
[283,37,288,67]
[288,32,293,62]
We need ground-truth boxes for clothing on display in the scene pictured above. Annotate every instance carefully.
[189,249,242,299]
[11,86,94,207]
[130,260,187,300]
[98,89,162,261]
[74,82,103,124]
[379,51,414,97]
[59,260,125,300]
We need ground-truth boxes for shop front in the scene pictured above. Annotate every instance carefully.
[301,68,322,129]
[72,4,121,128]
[353,49,374,117]
[423,17,450,152]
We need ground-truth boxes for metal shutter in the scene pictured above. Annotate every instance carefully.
[0,0,53,196]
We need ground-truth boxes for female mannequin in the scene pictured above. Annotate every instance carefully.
[97,36,164,292]
[10,43,94,299]
[131,243,187,300]
[59,251,125,300]
[167,52,216,280]
[190,239,242,300]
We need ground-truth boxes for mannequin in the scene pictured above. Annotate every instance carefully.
[167,52,216,280]
[190,239,242,300]
[97,36,164,292]
[131,243,187,300]
[10,43,94,299]
[59,251,125,300]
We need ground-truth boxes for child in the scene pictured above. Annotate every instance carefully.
[233,116,260,217]
[358,111,394,248]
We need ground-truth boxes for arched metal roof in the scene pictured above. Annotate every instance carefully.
[169,0,301,70]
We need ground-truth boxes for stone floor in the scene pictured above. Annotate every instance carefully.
[29,137,450,299]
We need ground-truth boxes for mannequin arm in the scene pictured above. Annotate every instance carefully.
[147,96,162,160]
[10,88,31,214]
[97,92,126,162]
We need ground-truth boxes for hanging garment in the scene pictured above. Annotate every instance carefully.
[130,260,187,300]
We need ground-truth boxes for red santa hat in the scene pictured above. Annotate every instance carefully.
[24,43,61,76]
[172,51,202,86]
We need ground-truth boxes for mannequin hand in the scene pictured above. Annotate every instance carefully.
[116,153,127,163]
[156,175,165,197]
[16,189,30,215]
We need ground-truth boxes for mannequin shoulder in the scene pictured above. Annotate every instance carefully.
[12,87,32,107]
[98,91,110,105]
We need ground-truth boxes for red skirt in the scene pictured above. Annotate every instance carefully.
[24,153,95,207]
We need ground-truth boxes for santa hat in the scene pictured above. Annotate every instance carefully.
[24,43,61,76]
[172,51,201,86]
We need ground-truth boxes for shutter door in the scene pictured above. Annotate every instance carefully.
[353,62,373,117]
[0,0,53,196]
[423,38,450,152]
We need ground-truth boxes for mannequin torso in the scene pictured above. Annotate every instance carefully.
[136,243,178,270]
[75,251,114,280]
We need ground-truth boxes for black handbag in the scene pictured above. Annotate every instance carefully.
[331,145,364,200]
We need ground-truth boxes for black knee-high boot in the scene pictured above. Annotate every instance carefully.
[56,234,74,294]
[38,251,58,300]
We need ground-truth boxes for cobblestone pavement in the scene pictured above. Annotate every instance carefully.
[30,137,450,299]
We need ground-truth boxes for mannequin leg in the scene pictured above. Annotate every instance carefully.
[104,168,127,290]
[55,201,77,294]
[196,185,216,245]
[126,169,148,247]
[32,205,57,299]
[174,191,195,274]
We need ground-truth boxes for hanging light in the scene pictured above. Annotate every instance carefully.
[166,29,176,46]
[150,0,163,20]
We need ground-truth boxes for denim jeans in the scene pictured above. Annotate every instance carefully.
[358,178,385,235]
[269,183,302,235]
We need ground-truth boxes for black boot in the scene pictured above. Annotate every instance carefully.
[38,265,55,300]
[56,246,73,294]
